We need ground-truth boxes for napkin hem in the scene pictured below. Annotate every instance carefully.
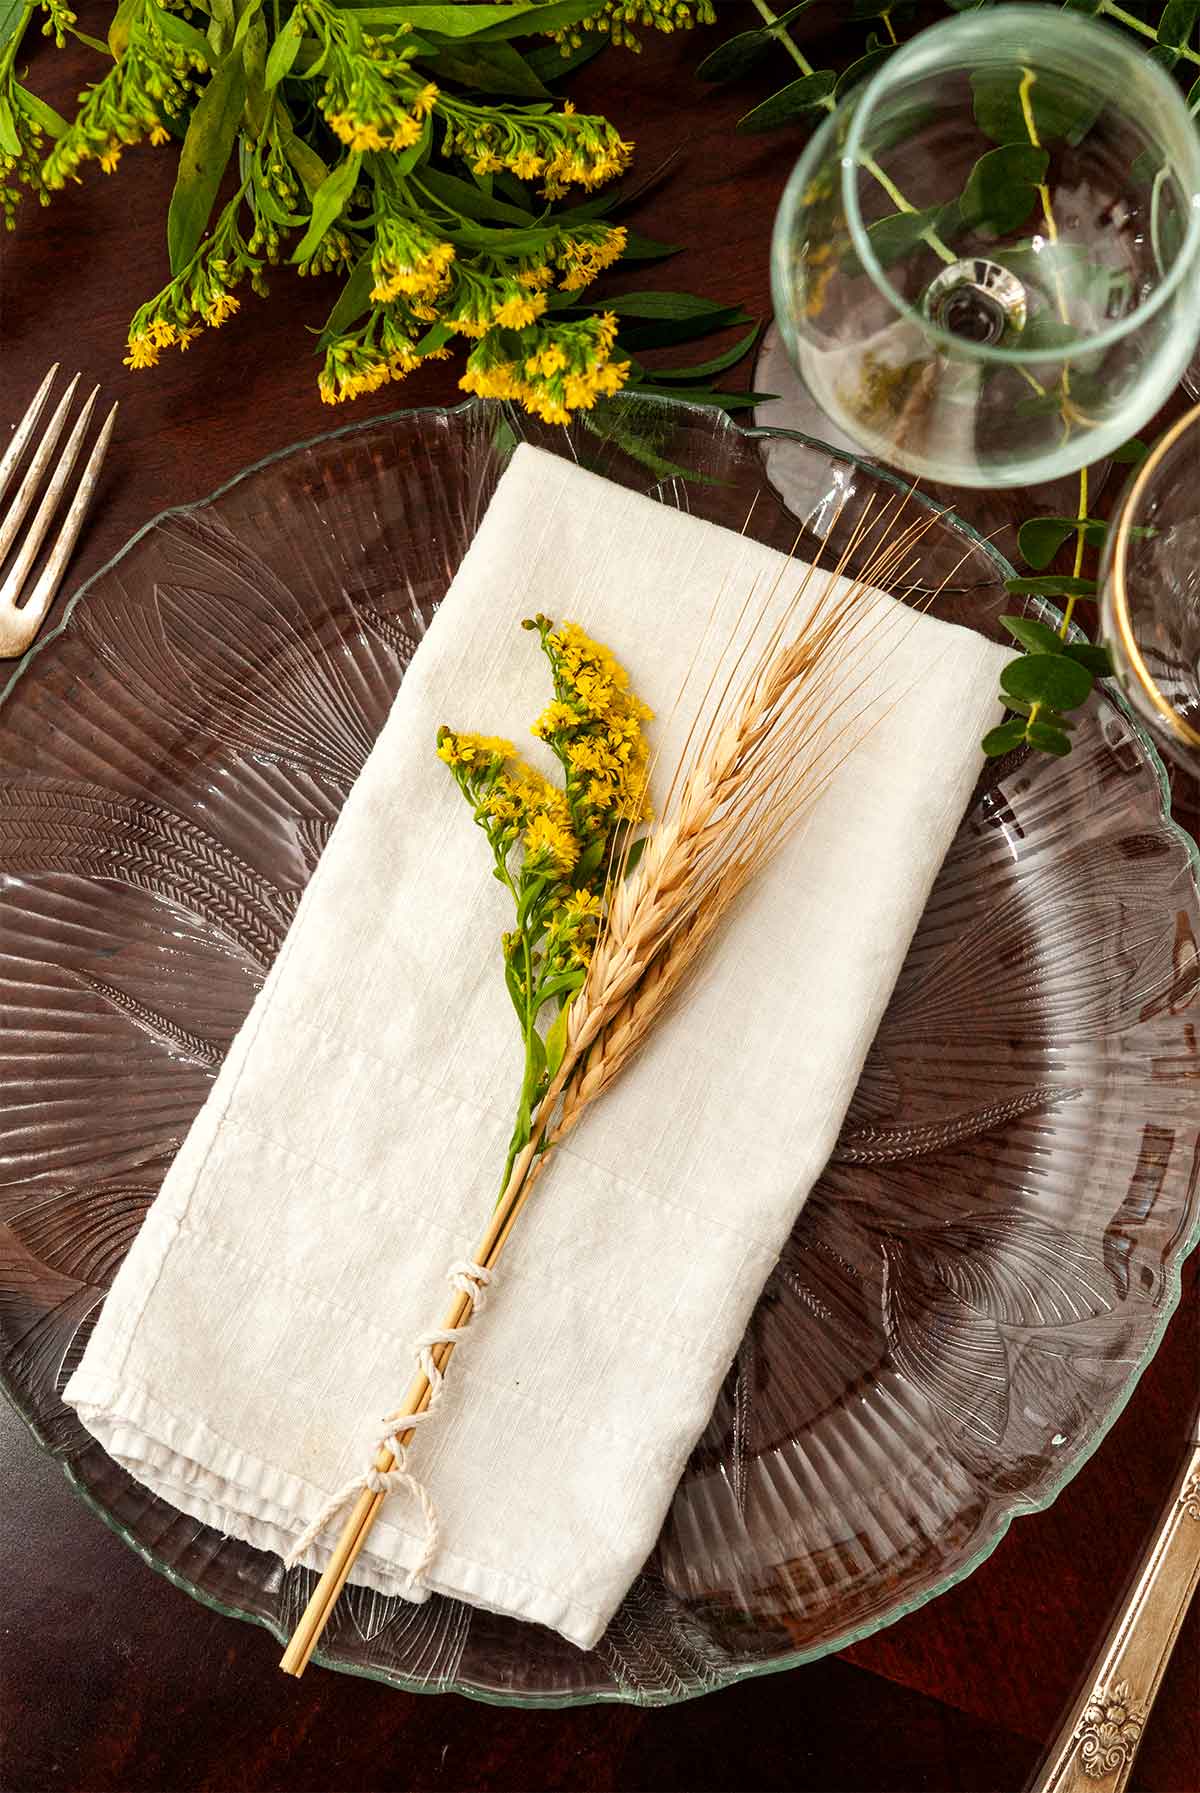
[68,1367,618,1648]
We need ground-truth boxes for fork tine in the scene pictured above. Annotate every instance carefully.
[0,364,60,507]
[5,400,119,646]
[0,384,100,610]
[0,372,82,567]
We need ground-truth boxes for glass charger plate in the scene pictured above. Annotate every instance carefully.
[1,395,1198,1708]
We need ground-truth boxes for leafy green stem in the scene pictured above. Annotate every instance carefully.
[749,0,955,264]
[1100,0,1200,71]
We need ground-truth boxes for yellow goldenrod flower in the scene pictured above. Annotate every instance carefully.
[410,82,438,118]
[387,114,421,150]
[531,700,581,740]
[492,289,546,330]
[99,145,122,174]
[204,291,240,327]
[437,729,515,770]
[523,812,578,877]
[148,125,170,147]
[123,335,159,370]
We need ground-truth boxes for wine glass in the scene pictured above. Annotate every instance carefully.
[770,6,1200,490]
[1100,403,1200,774]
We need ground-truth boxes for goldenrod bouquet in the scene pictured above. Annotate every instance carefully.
[0,0,757,420]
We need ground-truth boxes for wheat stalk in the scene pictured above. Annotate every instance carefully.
[280,493,942,1677]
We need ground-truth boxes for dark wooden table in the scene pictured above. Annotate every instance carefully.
[3,9,1198,1791]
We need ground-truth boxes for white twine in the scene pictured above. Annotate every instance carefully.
[284,1259,492,1591]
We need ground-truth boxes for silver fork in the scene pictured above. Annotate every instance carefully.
[0,365,118,659]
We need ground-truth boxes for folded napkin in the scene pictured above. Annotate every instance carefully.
[67,444,1009,1651]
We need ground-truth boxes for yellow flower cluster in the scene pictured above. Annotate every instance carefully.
[444,99,632,200]
[124,195,263,370]
[461,313,630,426]
[318,304,450,405]
[42,5,202,191]
[370,219,455,304]
[436,731,516,771]
[326,81,435,154]
[555,226,627,292]
[536,620,653,826]
[439,618,651,1115]
[546,886,603,968]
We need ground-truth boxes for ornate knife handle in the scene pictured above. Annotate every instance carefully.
[1034,1429,1200,1793]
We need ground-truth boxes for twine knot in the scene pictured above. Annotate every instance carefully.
[284,1259,492,1591]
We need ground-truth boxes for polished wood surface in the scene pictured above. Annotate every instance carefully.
[2,8,1198,1790]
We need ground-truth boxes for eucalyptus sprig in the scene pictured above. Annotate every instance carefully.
[698,0,1200,757]
[2,0,755,418]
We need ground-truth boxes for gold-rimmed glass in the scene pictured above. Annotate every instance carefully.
[1101,403,1200,772]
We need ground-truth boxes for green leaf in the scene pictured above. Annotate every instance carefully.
[629,385,769,412]
[341,2,598,42]
[616,306,753,351]
[574,836,606,883]
[241,3,269,136]
[424,39,550,97]
[863,206,948,269]
[637,324,760,383]
[605,291,739,321]
[318,251,374,344]
[958,144,1048,236]
[982,717,1029,757]
[695,26,771,82]
[999,613,1065,655]
[971,66,1101,147]
[11,83,68,140]
[264,15,304,87]
[619,231,679,262]
[279,121,328,198]
[0,0,25,55]
[290,150,362,264]
[1157,0,1200,49]
[70,27,112,55]
[107,0,140,58]
[1001,653,1093,711]
[543,998,573,1079]
[1026,717,1073,756]
[696,2,816,81]
[1016,519,1074,571]
[1111,437,1149,465]
[1062,641,1113,677]
[156,8,214,64]
[1005,575,1098,598]
[527,1026,547,1086]
[1016,515,1107,569]
[166,51,247,278]
[834,46,893,99]
[736,72,835,134]
[0,94,19,158]
[623,835,647,877]
[416,164,535,225]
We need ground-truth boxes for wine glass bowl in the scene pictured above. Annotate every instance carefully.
[1101,402,1200,772]
[771,6,1200,488]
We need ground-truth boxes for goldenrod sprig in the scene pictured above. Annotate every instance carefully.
[438,616,652,1196]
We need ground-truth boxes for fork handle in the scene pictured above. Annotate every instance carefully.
[1033,1435,1200,1793]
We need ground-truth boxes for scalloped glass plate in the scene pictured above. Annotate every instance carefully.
[1,395,1198,1708]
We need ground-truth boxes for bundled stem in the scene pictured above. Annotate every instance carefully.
[280,494,944,1678]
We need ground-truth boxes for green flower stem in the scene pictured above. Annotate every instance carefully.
[1101,0,1200,71]
[750,0,956,265]
[1048,465,1091,646]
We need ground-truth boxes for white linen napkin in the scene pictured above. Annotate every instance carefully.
[66,443,1010,1651]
